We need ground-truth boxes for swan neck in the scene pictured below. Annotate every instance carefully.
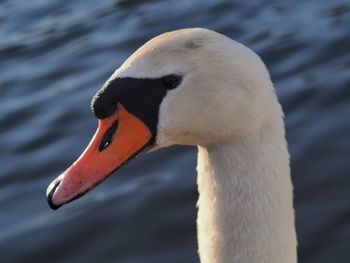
[196,127,297,263]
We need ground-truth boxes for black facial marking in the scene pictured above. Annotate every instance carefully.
[99,120,119,151]
[91,74,182,143]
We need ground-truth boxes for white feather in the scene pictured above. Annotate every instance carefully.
[112,28,297,263]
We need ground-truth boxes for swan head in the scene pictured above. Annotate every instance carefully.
[47,28,278,209]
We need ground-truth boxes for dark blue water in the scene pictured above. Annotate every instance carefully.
[1,0,350,262]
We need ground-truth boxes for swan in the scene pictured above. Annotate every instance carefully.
[47,28,297,263]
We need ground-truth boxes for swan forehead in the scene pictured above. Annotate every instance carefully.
[112,28,213,79]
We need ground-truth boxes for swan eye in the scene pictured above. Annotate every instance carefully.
[161,75,182,90]
[99,120,119,151]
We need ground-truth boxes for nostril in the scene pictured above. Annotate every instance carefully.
[46,178,62,210]
[99,120,119,151]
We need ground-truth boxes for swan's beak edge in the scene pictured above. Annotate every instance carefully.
[46,104,152,209]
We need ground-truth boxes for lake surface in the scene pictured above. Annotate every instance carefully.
[1,0,350,262]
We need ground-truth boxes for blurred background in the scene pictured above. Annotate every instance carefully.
[1,0,350,262]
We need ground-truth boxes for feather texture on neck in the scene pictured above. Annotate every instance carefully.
[196,116,297,263]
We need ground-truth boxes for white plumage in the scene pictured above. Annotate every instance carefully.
[112,28,297,263]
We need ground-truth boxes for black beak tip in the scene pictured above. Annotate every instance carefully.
[46,178,63,210]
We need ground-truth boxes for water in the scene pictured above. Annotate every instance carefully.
[1,0,350,262]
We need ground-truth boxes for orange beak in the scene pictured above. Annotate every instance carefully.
[46,103,152,209]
